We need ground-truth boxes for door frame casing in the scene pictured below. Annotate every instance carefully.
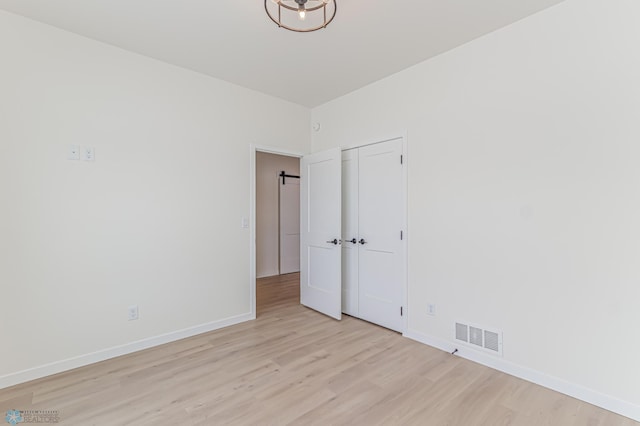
[250,144,304,319]
[249,132,407,333]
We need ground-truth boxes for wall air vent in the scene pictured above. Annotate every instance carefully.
[455,323,468,342]
[454,321,503,356]
[484,330,500,353]
[469,326,483,347]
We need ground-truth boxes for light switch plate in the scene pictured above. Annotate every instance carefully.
[83,146,95,161]
[68,145,80,160]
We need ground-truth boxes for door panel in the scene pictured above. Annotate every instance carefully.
[279,177,300,274]
[308,246,337,292]
[341,149,359,316]
[358,139,404,332]
[300,148,342,320]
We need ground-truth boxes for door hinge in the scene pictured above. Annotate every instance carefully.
[401,306,403,316]
[400,155,403,165]
[400,230,403,240]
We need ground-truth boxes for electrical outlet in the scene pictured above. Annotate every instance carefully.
[427,304,436,317]
[128,305,139,321]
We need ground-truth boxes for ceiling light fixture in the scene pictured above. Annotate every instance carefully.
[265,0,337,33]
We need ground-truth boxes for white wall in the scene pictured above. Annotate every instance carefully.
[0,11,309,385]
[256,152,300,278]
[312,0,640,420]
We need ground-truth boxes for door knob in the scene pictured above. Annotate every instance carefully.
[326,239,339,245]
[348,238,357,244]
[359,238,367,245]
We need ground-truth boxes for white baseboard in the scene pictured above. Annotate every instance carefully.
[0,312,254,390]
[403,329,640,422]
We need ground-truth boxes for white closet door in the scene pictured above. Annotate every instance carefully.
[341,148,359,316]
[279,176,300,274]
[358,138,404,332]
[300,148,342,320]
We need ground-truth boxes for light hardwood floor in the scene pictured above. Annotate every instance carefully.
[1,273,637,425]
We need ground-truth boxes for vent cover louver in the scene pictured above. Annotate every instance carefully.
[455,323,468,342]
[469,326,483,347]
[454,321,503,356]
[484,330,500,353]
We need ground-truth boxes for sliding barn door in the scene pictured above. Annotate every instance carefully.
[300,148,342,320]
[279,176,300,274]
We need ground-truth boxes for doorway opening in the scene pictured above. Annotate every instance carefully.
[254,149,302,317]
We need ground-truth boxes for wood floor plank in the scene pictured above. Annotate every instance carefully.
[0,272,636,425]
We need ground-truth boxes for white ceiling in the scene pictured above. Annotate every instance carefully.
[0,0,566,107]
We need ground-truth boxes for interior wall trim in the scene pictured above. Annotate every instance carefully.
[0,312,254,390]
[403,329,640,422]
